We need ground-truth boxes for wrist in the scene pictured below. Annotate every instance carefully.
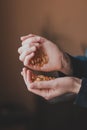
[60,52,73,75]
[73,78,82,94]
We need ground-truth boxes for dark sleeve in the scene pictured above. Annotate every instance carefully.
[74,78,87,108]
[68,54,87,78]
[68,55,87,107]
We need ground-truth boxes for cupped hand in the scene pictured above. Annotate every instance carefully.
[18,34,72,74]
[21,67,82,101]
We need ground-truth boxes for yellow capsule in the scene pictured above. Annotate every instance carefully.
[40,62,44,67]
[34,59,37,64]
[36,77,41,81]
[31,60,35,65]
[42,57,46,63]
[37,58,41,63]
[45,76,49,80]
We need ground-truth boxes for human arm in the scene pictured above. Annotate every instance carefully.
[21,68,87,108]
[21,67,82,101]
[18,34,87,78]
[18,34,87,108]
[18,34,72,75]
[68,54,87,78]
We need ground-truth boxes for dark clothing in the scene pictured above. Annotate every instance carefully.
[69,54,87,78]
[68,55,87,108]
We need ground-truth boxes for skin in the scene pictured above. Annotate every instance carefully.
[21,67,82,101]
[18,34,72,75]
[18,34,82,101]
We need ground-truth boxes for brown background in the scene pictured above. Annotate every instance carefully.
[0,0,87,129]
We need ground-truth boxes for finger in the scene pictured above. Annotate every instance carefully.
[22,67,28,86]
[20,34,35,41]
[30,80,54,89]
[26,69,32,83]
[24,52,35,66]
[18,43,39,54]
[21,36,44,46]
[28,86,47,98]
[19,46,36,61]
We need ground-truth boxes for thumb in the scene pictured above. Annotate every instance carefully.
[30,80,53,89]
[20,34,34,41]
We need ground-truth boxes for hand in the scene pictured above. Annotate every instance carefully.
[18,34,72,75]
[21,67,82,101]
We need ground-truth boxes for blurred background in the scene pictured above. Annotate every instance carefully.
[0,0,87,130]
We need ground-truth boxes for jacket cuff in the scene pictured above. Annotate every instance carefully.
[74,78,87,108]
[67,54,87,78]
